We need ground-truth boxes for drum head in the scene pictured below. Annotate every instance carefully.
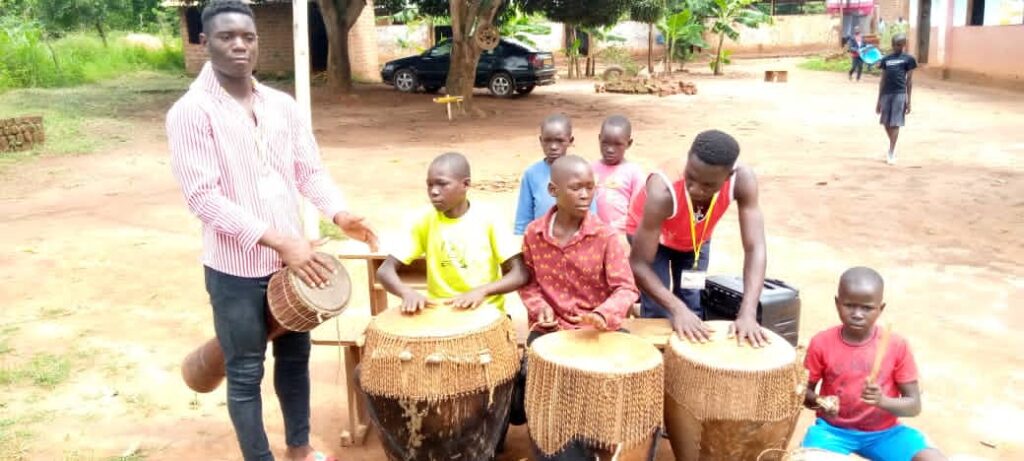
[531,330,662,374]
[286,252,352,315]
[372,303,503,338]
[668,320,795,372]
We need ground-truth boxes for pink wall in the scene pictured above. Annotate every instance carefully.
[947,25,1024,83]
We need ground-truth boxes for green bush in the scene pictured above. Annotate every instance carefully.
[0,19,183,92]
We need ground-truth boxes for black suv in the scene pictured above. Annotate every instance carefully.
[380,38,556,97]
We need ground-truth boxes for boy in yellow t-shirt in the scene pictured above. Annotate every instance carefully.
[377,152,529,313]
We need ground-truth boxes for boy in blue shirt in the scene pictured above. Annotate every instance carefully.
[514,114,595,235]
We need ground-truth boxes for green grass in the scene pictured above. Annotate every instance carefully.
[0,70,189,170]
[1,21,184,91]
[0,353,71,388]
[800,55,881,77]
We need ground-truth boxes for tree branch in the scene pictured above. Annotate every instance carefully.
[344,0,367,30]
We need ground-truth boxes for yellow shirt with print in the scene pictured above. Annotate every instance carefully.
[393,205,520,313]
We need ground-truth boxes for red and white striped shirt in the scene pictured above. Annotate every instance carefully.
[167,62,346,278]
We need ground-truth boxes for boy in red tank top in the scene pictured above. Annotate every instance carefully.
[627,130,769,346]
[801,267,946,461]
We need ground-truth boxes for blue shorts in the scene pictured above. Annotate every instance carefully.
[801,418,931,461]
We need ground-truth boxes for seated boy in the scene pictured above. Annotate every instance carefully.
[377,152,529,313]
[514,114,595,235]
[802,267,946,461]
[506,156,640,458]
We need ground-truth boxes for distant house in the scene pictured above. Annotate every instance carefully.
[166,0,379,81]
[908,0,1023,88]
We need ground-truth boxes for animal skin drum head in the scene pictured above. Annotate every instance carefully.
[531,329,663,374]
[286,252,351,315]
[668,320,795,372]
[372,303,503,338]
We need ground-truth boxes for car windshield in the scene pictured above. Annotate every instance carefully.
[428,42,452,57]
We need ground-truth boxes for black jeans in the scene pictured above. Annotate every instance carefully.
[205,266,311,461]
[849,56,864,80]
[637,242,710,320]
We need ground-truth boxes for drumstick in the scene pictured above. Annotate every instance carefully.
[868,322,892,383]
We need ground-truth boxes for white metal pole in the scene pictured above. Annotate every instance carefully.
[293,0,321,240]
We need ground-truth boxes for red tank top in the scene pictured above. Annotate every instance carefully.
[625,160,734,252]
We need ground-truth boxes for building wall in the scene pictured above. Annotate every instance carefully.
[179,1,379,82]
[715,14,840,56]
[879,0,911,22]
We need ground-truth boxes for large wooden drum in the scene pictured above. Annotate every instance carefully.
[526,330,664,461]
[358,304,520,461]
[664,320,803,461]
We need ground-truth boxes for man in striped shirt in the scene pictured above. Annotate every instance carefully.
[166,2,377,460]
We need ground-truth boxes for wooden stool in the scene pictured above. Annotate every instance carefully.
[432,95,465,121]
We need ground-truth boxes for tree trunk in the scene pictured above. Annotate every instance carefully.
[713,32,726,75]
[316,0,366,94]
[95,21,108,47]
[647,23,654,73]
[445,0,503,112]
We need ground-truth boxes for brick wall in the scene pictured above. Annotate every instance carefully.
[179,2,379,82]
[0,116,45,153]
[879,0,911,22]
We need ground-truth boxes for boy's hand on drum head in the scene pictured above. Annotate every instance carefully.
[730,315,770,348]
[672,308,712,343]
[534,306,559,331]
[400,291,430,314]
[448,288,487,310]
[577,312,608,331]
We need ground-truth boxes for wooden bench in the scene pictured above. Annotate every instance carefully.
[315,251,673,447]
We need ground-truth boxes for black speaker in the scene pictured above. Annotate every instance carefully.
[702,276,801,347]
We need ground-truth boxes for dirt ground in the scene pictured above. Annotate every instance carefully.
[1,58,1021,461]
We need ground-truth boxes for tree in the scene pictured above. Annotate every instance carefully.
[520,0,631,79]
[705,0,769,75]
[403,0,504,112]
[315,0,369,93]
[629,0,665,73]
[657,7,706,72]
[33,0,128,46]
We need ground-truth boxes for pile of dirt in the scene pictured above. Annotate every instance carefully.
[595,76,698,97]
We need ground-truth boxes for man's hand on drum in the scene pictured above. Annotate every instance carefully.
[448,288,487,310]
[671,302,713,343]
[277,236,335,289]
[400,290,431,314]
[333,211,380,252]
[730,314,770,348]
[533,305,559,331]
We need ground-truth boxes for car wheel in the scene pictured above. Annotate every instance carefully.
[423,85,442,94]
[488,72,515,98]
[515,85,536,96]
[394,69,418,93]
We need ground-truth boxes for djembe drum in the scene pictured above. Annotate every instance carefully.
[526,330,664,461]
[664,320,804,461]
[181,253,351,393]
[358,304,520,461]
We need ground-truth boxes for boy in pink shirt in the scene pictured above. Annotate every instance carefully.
[592,115,645,234]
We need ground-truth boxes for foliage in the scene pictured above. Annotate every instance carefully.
[520,0,631,28]
[0,19,183,91]
[705,0,770,75]
[630,0,666,24]
[0,0,174,37]
[598,45,639,75]
[498,5,551,47]
[659,8,707,58]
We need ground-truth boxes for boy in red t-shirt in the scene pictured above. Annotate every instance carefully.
[801,267,946,461]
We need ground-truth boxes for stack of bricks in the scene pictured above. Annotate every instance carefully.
[0,116,44,153]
